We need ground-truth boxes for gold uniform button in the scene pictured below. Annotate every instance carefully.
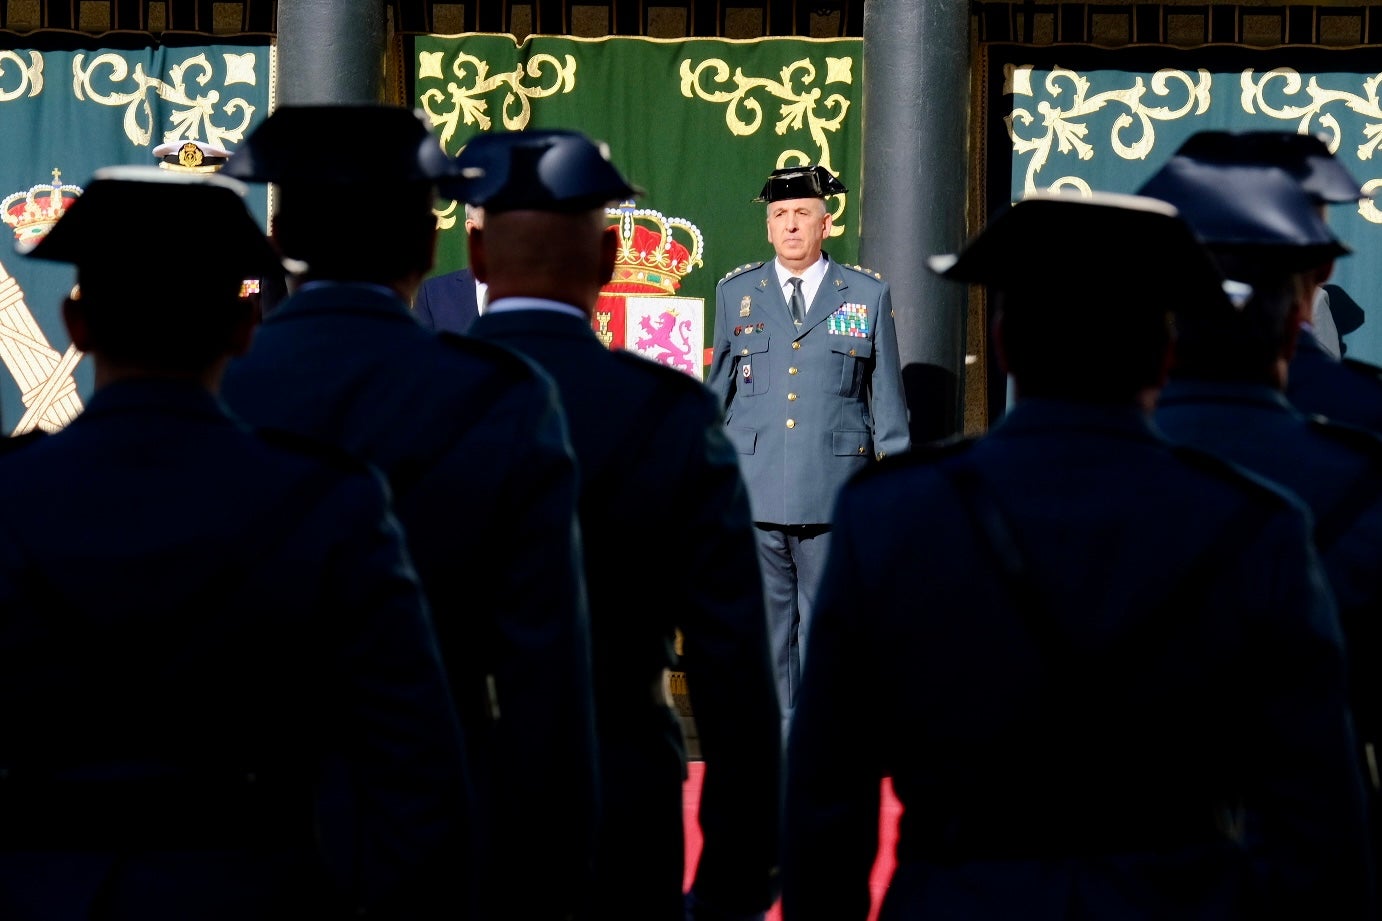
[848,348,857,356]
[740,348,750,356]
[788,367,799,375]
[857,446,866,455]
[786,419,796,429]
[787,392,797,401]
[792,341,801,350]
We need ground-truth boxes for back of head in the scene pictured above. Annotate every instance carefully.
[1137,134,1353,382]
[22,165,276,372]
[223,104,458,284]
[451,129,640,305]
[929,191,1231,403]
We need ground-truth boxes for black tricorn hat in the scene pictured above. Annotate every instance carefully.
[222,104,459,188]
[1172,130,1366,204]
[1137,155,1350,271]
[21,165,278,282]
[753,165,847,203]
[446,129,641,212]
[927,190,1238,311]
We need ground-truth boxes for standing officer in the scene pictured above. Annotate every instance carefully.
[1138,132,1382,886]
[783,191,1373,920]
[218,105,598,921]
[707,165,910,728]
[458,129,781,921]
[0,166,470,919]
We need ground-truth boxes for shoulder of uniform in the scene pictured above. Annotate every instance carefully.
[435,330,549,384]
[0,429,49,457]
[252,425,375,476]
[1342,356,1382,381]
[610,350,708,401]
[1168,442,1307,511]
[1305,414,1382,456]
[838,261,884,281]
[720,261,766,283]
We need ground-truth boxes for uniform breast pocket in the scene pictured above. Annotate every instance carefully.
[823,338,874,396]
[732,339,771,396]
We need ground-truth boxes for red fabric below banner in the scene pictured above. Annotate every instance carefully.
[681,761,901,920]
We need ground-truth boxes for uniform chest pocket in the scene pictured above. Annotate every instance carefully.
[823,337,874,396]
[732,338,771,396]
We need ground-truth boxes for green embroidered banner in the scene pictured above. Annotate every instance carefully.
[987,45,1382,366]
[0,31,272,434]
[409,34,865,357]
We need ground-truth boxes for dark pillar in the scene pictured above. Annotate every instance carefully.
[859,0,971,444]
[276,0,386,105]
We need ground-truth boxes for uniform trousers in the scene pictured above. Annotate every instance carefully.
[754,523,832,736]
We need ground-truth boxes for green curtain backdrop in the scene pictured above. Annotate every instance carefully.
[409,33,866,353]
[0,30,272,434]
[986,45,1382,367]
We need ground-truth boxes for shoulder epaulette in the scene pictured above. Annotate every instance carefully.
[841,262,884,281]
[1167,442,1303,509]
[1343,356,1382,382]
[252,425,374,475]
[720,261,765,282]
[1305,414,1382,456]
[0,429,49,457]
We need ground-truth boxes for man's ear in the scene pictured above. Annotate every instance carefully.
[469,226,488,283]
[62,296,92,353]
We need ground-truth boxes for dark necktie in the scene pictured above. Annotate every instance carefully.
[787,276,806,326]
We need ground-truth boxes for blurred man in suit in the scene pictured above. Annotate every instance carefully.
[0,166,470,920]
[458,129,781,921]
[219,105,598,921]
[413,202,487,333]
[783,192,1373,920]
[707,164,910,729]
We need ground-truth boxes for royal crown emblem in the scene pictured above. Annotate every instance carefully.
[605,200,704,295]
[2,169,83,248]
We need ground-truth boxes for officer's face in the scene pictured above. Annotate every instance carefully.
[767,197,831,271]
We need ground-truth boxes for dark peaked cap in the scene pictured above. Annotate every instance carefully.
[753,165,847,203]
[22,165,277,281]
[928,190,1234,312]
[1173,130,1366,204]
[449,129,640,212]
[222,104,459,187]
[1137,155,1350,271]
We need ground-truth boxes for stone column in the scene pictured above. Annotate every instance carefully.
[859,0,971,443]
[275,0,386,105]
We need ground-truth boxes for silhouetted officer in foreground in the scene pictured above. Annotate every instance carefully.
[1140,131,1382,900]
[0,166,470,919]
[219,105,598,921]
[458,129,781,921]
[783,191,1373,920]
